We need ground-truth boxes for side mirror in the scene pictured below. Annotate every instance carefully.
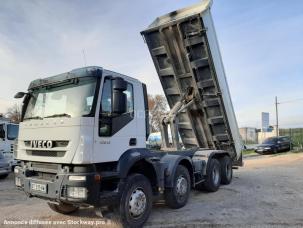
[112,77,127,91]
[14,92,27,99]
[112,77,127,114]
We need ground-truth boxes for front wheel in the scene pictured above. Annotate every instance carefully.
[165,165,191,209]
[48,202,79,214]
[118,173,153,228]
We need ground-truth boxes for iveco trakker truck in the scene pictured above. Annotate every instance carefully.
[14,1,243,227]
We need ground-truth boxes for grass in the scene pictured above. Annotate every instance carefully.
[242,149,303,157]
[242,149,257,156]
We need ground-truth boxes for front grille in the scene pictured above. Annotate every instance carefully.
[26,150,65,157]
[31,162,59,171]
[24,140,69,148]
[37,172,56,181]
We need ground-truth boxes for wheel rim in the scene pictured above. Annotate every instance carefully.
[212,167,220,185]
[176,175,188,201]
[128,188,147,218]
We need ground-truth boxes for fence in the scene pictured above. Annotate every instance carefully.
[280,128,303,149]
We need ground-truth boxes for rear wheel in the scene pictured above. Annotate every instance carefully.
[220,156,233,185]
[118,173,153,228]
[197,159,221,192]
[48,202,79,214]
[165,165,190,209]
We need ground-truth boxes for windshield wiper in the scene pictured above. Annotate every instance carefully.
[44,113,71,118]
[24,116,43,120]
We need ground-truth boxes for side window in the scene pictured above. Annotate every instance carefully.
[101,79,112,114]
[7,124,19,140]
[99,79,112,137]
[281,137,288,142]
[125,83,134,113]
[100,79,134,115]
[99,77,134,137]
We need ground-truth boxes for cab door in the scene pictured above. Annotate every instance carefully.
[93,76,137,163]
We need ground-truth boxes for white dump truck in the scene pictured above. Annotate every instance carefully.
[14,1,243,227]
[0,118,19,171]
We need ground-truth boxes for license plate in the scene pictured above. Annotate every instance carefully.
[31,182,47,193]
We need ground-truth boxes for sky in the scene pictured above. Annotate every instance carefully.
[0,0,303,128]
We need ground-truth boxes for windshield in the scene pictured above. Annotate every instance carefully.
[24,77,97,120]
[7,124,19,140]
[262,138,277,144]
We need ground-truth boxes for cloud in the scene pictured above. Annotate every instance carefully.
[0,0,302,128]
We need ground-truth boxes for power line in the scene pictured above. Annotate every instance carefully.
[279,98,303,104]
[275,96,303,136]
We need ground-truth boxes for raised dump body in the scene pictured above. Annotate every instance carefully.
[141,0,242,160]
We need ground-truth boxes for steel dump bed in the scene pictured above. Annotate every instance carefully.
[141,0,242,160]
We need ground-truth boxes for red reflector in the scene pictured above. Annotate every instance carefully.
[94,174,101,182]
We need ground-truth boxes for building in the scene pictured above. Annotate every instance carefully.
[239,127,258,144]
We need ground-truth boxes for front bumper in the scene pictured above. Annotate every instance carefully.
[14,163,101,206]
[255,148,273,154]
[0,167,11,176]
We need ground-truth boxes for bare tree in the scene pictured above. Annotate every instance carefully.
[148,94,168,132]
[5,103,22,123]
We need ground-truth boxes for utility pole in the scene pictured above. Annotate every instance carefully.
[275,96,279,137]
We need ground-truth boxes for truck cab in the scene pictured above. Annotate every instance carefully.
[14,66,150,197]
[15,67,147,165]
[0,120,19,169]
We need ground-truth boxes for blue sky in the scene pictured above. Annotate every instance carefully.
[0,0,302,128]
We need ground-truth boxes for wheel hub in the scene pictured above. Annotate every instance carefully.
[212,167,220,185]
[129,188,147,217]
[176,176,188,196]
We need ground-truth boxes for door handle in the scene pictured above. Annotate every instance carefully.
[129,138,137,146]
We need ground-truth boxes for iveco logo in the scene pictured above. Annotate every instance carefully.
[31,140,53,148]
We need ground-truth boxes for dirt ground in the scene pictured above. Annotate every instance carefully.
[1,152,303,227]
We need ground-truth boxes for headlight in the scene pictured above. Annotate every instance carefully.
[67,187,87,199]
[68,175,86,181]
[15,177,21,187]
[14,167,19,174]
[264,147,271,150]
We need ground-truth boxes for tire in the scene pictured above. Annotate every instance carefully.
[220,156,233,185]
[0,174,9,179]
[48,202,79,214]
[165,165,191,209]
[197,159,221,192]
[118,173,153,228]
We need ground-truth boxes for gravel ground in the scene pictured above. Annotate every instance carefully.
[1,152,303,227]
